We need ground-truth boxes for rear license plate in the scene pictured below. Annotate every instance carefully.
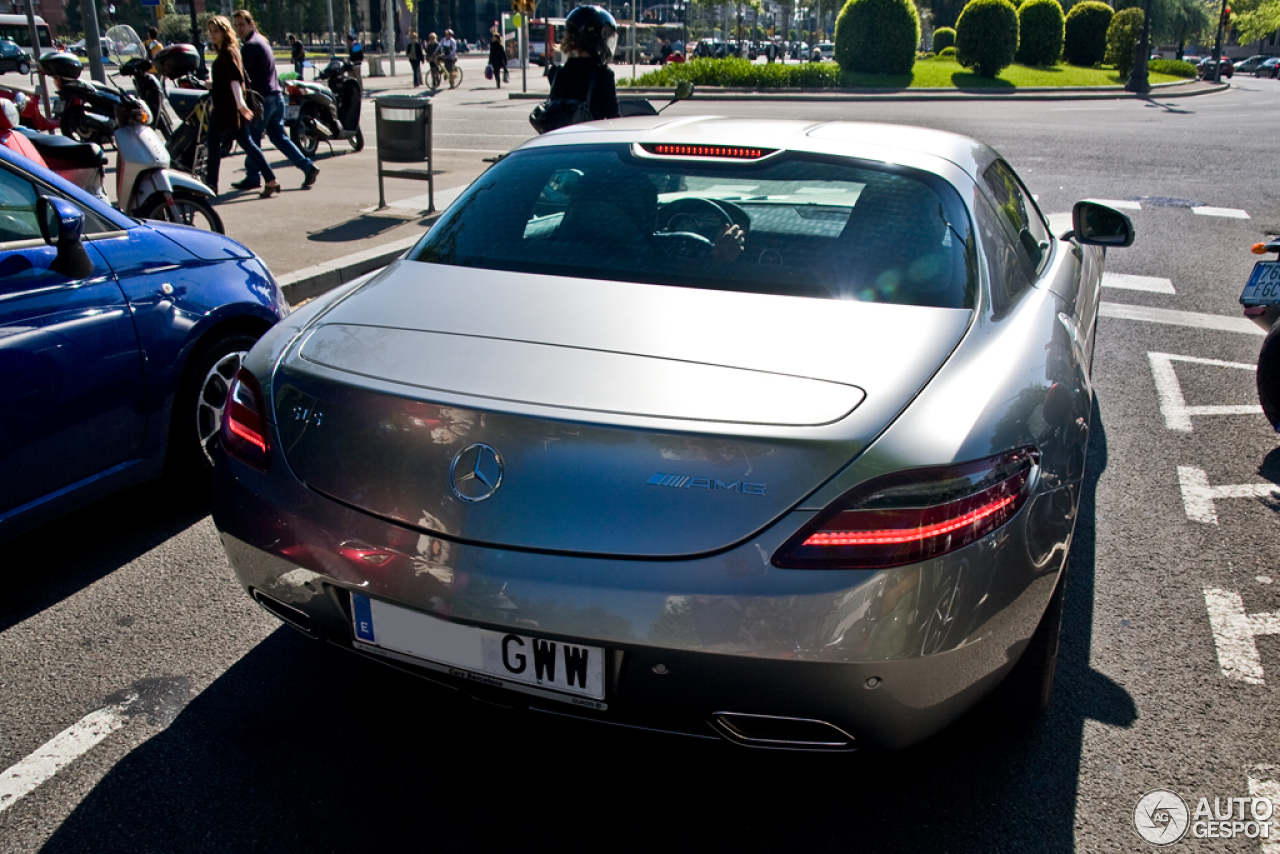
[1241,261,1280,304]
[350,593,607,707]
[284,104,300,120]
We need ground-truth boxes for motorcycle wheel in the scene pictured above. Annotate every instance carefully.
[349,127,363,151]
[59,103,85,140]
[290,109,321,158]
[137,190,225,234]
[1257,323,1280,431]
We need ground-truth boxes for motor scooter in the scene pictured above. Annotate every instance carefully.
[1242,239,1280,430]
[0,85,58,131]
[285,58,363,157]
[41,50,123,145]
[20,90,223,233]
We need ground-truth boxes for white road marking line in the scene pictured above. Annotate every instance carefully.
[1100,302,1265,335]
[1147,352,1260,431]
[1194,206,1251,219]
[1090,198,1143,210]
[1203,588,1280,685]
[1105,272,1175,293]
[1178,466,1278,524]
[1246,767,1280,854]
[0,698,133,814]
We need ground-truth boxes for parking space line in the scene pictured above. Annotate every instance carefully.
[1091,199,1143,210]
[1105,273,1175,293]
[1194,206,1251,219]
[1178,466,1278,524]
[1101,302,1265,335]
[1204,588,1280,685]
[1246,767,1280,854]
[1147,352,1259,431]
[0,700,132,814]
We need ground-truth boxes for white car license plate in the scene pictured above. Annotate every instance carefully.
[350,593,607,705]
[1241,261,1280,304]
[284,104,300,120]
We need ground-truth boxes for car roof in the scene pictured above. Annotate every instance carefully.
[517,117,999,185]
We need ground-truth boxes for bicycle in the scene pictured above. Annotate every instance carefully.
[428,58,443,89]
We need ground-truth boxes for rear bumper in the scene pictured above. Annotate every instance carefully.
[213,457,1073,750]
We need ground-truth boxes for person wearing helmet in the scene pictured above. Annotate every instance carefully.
[440,29,458,77]
[548,5,620,121]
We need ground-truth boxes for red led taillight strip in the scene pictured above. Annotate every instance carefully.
[802,494,1018,547]
[642,143,774,159]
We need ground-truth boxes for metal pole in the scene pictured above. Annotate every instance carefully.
[1212,0,1228,83]
[84,0,105,83]
[385,0,395,75]
[1124,0,1154,93]
[21,0,50,115]
[328,0,336,60]
[521,15,528,91]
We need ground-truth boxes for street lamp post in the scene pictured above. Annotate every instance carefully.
[1124,0,1154,93]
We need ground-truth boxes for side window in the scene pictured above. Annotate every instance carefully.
[0,166,41,243]
[981,160,1051,278]
[976,193,1032,313]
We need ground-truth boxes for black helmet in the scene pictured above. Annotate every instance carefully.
[566,5,618,61]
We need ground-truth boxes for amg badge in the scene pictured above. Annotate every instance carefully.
[647,473,766,495]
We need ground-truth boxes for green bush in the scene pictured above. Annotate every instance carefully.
[1063,0,1111,66]
[940,45,957,57]
[1015,0,1064,65]
[932,26,956,52]
[834,0,921,74]
[955,0,1019,78]
[1104,7,1143,76]
[1148,58,1197,77]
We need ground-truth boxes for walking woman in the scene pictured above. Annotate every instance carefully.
[488,32,507,88]
[204,15,278,197]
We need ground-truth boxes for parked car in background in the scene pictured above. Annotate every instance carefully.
[1234,54,1269,74]
[816,40,834,61]
[0,38,30,74]
[1257,57,1280,77]
[214,117,1134,752]
[1197,56,1234,78]
[0,144,289,542]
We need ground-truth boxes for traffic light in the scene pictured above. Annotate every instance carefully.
[1221,6,1232,28]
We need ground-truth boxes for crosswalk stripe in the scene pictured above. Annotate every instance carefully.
[1103,272,1176,294]
[1193,206,1251,219]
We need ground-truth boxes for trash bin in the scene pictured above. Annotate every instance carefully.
[374,94,433,211]
[375,94,430,162]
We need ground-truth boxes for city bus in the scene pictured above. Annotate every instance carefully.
[0,15,53,57]
[526,18,564,66]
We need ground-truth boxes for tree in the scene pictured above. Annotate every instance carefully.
[1015,0,1064,64]
[1063,0,1111,65]
[928,0,971,29]
[1233,0,1280,42]
[834,0,921,73]
[1114,0,1214,44]
[1104,6,1143,76]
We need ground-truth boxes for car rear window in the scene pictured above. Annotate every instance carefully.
[409,145,977,308]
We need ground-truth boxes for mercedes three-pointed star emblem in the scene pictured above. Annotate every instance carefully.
[449,443,504,503]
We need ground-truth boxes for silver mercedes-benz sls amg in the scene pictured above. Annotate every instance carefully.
[213,118,1133,751]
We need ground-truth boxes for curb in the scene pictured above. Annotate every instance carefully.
[277,233,421,305]
[509,81,1228,101]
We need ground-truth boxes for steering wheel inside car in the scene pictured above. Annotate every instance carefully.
[659,197,734,241]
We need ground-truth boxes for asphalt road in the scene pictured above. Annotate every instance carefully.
[3,73,1280,853]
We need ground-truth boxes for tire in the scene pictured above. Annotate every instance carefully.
[349,127,363,151]
[449,66,463,88]
[996,571,1066,723]
[138,191,225,234]
[1257,323,1280,431]
[290,106,320,158]
[17,59,29,75]
[59,103,85,140]
[167,332,260,483]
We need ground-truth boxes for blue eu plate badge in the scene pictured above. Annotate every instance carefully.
[351,593,376,642]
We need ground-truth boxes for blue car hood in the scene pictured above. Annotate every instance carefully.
[149,222,256,261]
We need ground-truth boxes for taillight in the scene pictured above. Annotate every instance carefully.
[772,449,1038,570]
[220,367,271,470]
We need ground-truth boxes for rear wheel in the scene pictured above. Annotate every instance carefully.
[1256,323,1280,430]
[167,332,259,484]
[138,191,225,234]
[997,571,1066,723]
[448,65,463,88]
[349,127,363,151]
[290,106,321,158]
[17,59,30,75]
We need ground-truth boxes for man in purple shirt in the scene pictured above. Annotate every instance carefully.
[232,9,319,190]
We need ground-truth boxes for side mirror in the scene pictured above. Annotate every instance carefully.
[37,195,95,279]
[1071,200,1135,248]
[673,79,694,101]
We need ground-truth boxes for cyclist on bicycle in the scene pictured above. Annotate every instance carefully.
[440,29,458,76]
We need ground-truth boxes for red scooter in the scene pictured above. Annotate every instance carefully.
[0,86,58,132]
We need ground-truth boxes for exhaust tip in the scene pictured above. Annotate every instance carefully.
[710,712,856,751]
[252,589,318,638]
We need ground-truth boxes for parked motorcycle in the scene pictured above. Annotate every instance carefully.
[21,90,223,233]
[0,85,58,131]
[40,50,124,146]
[286,58,363,157]
[1241,239,1280,429]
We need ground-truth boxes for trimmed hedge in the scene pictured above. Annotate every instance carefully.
[834,0,921,74]
[1104,6,1144,77]
[932,26,956,52]
[1015,0,1064,66]
[956,0,1019,78]
[623,57,844,88]
[939,45,957,57]
[1148,58,1197,77]
[1063,0,1112,66]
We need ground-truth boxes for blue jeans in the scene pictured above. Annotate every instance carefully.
[205,119,274,192]
[243,92,315,185]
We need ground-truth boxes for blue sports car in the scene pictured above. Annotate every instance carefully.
[0,144,287,540]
